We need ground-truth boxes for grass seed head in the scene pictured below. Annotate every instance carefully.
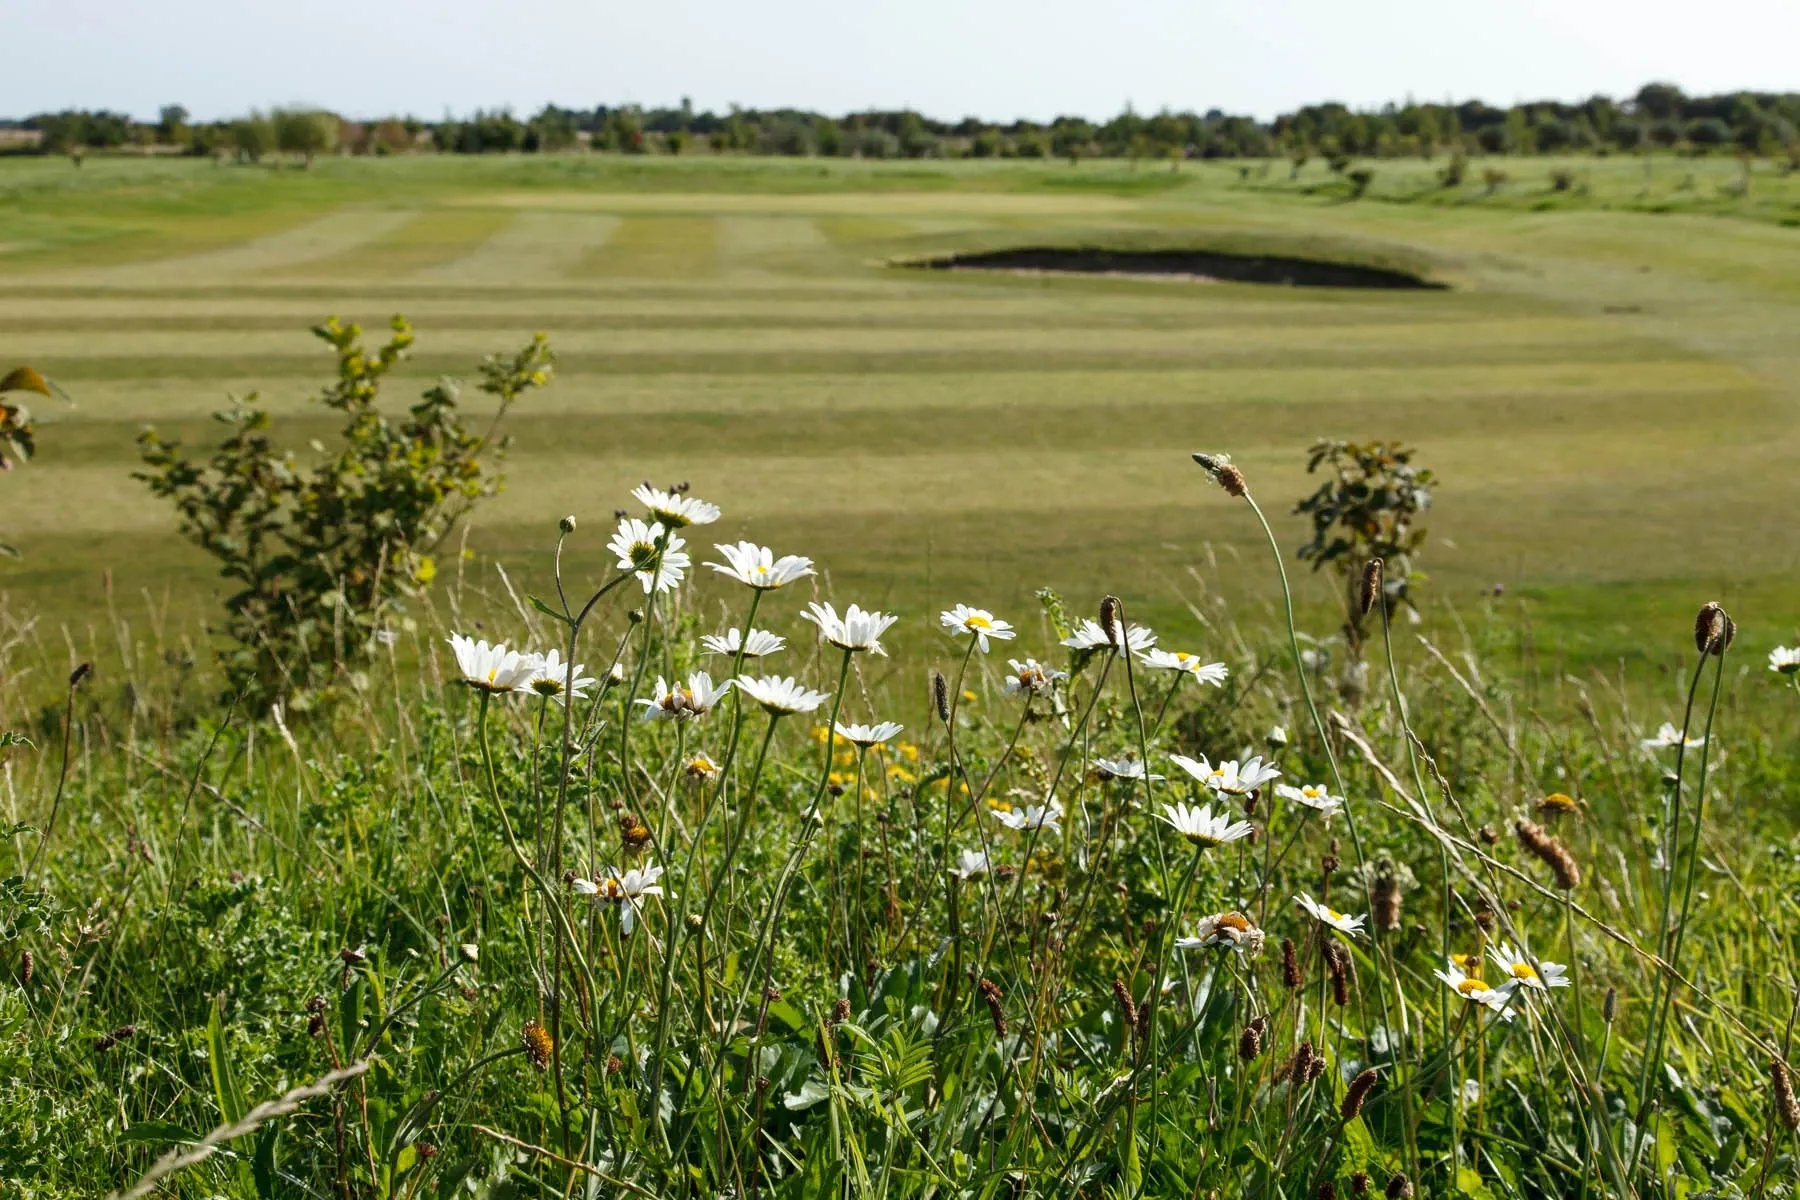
[1773,1058,1800,1130]
[1238,1016,1266,1061]
[1359,558,1383,616]
[1516,818,1581,889]
[1341,1068,1378,1120]
[1099,595,1123,647]
[1193,451,1248,497]
[1604,986,1618,1023]
[932,671,950,723]
[1282,937,1303,989]
[978,978,1006,1038]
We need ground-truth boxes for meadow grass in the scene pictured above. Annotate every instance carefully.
[3,153,1800,1195]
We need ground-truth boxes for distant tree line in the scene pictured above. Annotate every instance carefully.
[8,83,1800,164]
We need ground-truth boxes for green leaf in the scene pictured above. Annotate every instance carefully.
[528,594,573,626]
[253,1124,281,1199]
[1456,1165,1500,1200]
[118,1120,201,1146]
[204,1003,247,1125]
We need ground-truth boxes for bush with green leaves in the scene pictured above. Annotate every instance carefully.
[1294,438,1434,661]
[135,317,552,705]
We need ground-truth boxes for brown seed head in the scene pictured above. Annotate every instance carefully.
[1385,1174,1413,1200]
[1351,1173,1371,1196]
[832,998,851,1024]
[979,977,1007,1039]
[1238,1015,1267,1061]
[1603,986,1618,1024]
[1359,559,1383,617]
[415,1142,438,1161]
[1100,596,1123,647]
[1341,1068,1379,1120]
[1111,978,1139,1032]
[1192,452,1249,498]
[522,1020,554,1071]
[1289,1040,1315,1087]
[69,662,92,688]
[1281,938,1303,989]
[1318,1183,1337,1200]
[19,949,32,986]
[1773,1058,1800,1130]
[1371,875,1402,932]
[1325,941,1351,1007]
[1694,601,1735,656]
[933,671,950,723]
[1515,818,1581,890]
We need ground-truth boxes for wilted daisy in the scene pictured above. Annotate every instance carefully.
[1061,618,1156,655]
[637,673,730,722]
[573,862,666,935]
[1295,892,1367,937]
[950,848,991,880]
[1170,754,1281,796]
[683,753,720,782]
[1640,722,1704,751]
[1003,658,1064,698]
[1275,782,1345,818]
[709,540,814,590]
[993,801,1061,833]
[608,517,690,594]
[835,720,904,748]
[1176,911,1265,955]
[519,649,595,702]
[1486,943,1571,992]
[1091,757,1164,783]
[735,674,830,716]
[940,604,1016,653]
[1138,649,1229,686]
[1769,646,1800,675]
[631,484,720,528]
[448,635,538,694]
[1158,802,1253,848]
[802,602,899,656]
[700,627,786,658]
[1433,959,1517,1020]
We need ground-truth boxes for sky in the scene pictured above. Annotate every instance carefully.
[5,0,1799,124]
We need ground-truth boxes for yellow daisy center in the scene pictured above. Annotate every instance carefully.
[967,615,992,630]
[1511,962,1539,981]
[1456,978,1488,997]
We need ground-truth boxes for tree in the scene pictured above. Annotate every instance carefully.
[157,105,190,146]
[272,109,338,166]
[230,112,276,163]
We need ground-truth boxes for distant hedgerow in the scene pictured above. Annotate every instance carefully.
[136,316,553,705]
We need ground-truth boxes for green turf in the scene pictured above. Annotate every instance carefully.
[4,152,1799,670]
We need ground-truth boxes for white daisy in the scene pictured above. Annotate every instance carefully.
[636,673,730,722]
[1061,618,1156,655]
[447,635,538,694]
[1274,782,1345,818]
[940,604,1016,653]
[1433,959,1517,1021]
[1138,649,1229,686]
[950,848,991,880]
[1169,754,1281,795]
[607,517,690,594]
[518,649,595,703]
[1640,722,1704,751]
[993,801,1061,833]
[835,720,904,748]
[1486,943,1571,992]
[700,627,786,658]
[1176,911,1265,955]
[802,602,899,656]
[1003,658,1065,697]
[1769,646,1800,675]
[1158,801,1253,848]
[1091,757,1164,782]
[631,484,720,528]
[1295,892,1366,937]
[734,674,830,716]
[708,540,815,590]
[573,861,666,935]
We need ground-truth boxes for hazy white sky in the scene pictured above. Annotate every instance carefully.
[6,0,1798,123]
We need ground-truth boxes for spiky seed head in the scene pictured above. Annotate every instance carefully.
[1238,1018,1265,1061]
[1192,451,1248,497]
[832,998,851,1024]
[69,662,92,688]
[1773,1058,1800,1130]
[19,949,31,986]
[1359,559,1383,616]
[522,1020,554,1071]
[932,671,950,722]
[1516,818,1581,890]
[1341,1068,1378,1120]
[1603,986,1618,1024]
[1111,978,1139,1032]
